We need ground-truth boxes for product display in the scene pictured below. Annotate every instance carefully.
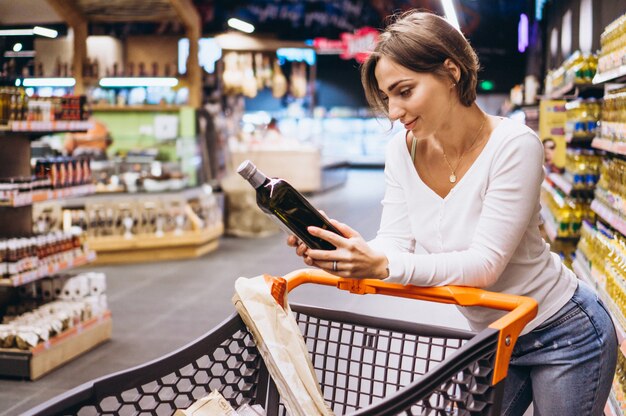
[238,160,341,250]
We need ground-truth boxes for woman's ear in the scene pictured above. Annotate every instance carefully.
[443,59,461,84]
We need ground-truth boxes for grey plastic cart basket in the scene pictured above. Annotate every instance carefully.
[25,270,537,416]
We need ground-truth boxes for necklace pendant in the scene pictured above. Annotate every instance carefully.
[449,174,457,183]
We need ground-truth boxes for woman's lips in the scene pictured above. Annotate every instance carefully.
[404,118,418,130]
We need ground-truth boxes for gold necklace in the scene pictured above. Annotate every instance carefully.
[442,116,486,183]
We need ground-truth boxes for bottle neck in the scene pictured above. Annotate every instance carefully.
[247,168,268,188]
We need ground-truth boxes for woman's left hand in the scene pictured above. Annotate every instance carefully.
[303,219,389,280]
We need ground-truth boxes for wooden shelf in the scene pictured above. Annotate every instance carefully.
[0,251,96,287]
[592,138,626,156]
[88,223,223,264]
[0,184,96,207]
[91,104,182,112]
[0,311,112,380]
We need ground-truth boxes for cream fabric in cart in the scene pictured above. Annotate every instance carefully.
[232,275,333,416]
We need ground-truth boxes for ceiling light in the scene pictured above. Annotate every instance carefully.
[22,78,76,87]
[99,77,179,88]
[441,0,461,31]
[227,18,255,34]
[0,29,34,36]
[33,26,58,38]
[13,43,23,52]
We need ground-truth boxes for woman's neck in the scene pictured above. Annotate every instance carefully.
[432,103,486,158]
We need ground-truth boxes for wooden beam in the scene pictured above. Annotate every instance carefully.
[45,0,88,94]
[45,0,85,28]
[168,0,202,108]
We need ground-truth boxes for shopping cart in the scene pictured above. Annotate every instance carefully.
[26,268,537,416]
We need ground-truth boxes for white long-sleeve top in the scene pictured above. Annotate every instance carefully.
[368,118,578,333]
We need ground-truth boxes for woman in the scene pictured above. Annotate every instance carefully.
[287,10,617,416]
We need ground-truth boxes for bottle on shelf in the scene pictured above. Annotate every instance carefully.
[237,160,341,250]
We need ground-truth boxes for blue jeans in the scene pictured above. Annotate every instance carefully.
[502,281,618,416]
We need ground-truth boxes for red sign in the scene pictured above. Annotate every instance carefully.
[314,27,379,63]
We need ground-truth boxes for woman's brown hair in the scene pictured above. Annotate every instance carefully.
[361,10,480,114]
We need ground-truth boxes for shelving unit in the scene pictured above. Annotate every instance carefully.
[0,124,111,380]
[592,137,626,156]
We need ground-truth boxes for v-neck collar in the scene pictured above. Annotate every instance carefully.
[404,117,506,201]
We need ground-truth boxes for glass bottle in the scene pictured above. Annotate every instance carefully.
[238,160,342,250]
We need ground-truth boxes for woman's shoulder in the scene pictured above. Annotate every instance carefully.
[385,128,409,157]
[487,117,543,166]
[489,117,542,151]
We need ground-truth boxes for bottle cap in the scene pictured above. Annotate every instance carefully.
[237,160,267,188]
[237,160,257,180]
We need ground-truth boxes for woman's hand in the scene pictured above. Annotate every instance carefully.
[300,219,389,280]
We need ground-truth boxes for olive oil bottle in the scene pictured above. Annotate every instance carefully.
[237,160,341,250]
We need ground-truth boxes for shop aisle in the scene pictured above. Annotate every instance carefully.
[0,168,468,415]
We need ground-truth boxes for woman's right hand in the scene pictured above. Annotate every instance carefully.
[286,235,308,258]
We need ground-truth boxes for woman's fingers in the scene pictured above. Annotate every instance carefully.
[286,235,300,247]
[330,219,361,239]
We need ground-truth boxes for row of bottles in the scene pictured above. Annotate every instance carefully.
[601,86,626,143]
[563,148,602,189]
[0,87,89,126]
[565,99,601,138]
[598,12,626,74]
[0,231,84,278]
[20,58,179,80]
[596,158,626,214]
[34,156,92,189]
[542,186,595,238]
[578,221,626,323]
[545,51,598,94]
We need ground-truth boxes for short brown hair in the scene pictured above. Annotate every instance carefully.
[361,10,480,114]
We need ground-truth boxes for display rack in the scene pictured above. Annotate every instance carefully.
[592,138,626,156]
[0,126,111,380]
[43,186,225,265]
[593,64,626,85]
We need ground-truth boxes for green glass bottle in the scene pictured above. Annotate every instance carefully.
[237,160,341,250]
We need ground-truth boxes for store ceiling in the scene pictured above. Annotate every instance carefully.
[0,0,533,92]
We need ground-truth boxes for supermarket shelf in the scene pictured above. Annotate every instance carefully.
[572,255,626,359]
[0,311,112,380]
[91,104,182,112]
[592,138,626,156]
[540,206,559,243]
[544,81,602,99]
[607,385,625,416]
[591,199,626,237]
[88,223,223,264]
[0,184,96,207]
[593,65,626,84]
[7,120,93,133]
[565,133,596,144]
[0,251,97,287]
[545,173,594,198]
[547,172,573,195]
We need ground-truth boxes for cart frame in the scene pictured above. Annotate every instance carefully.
[25,269,537,416]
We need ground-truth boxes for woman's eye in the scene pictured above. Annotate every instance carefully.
[400,89,412,97]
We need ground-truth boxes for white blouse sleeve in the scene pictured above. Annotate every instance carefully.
[380,133,545,288]
[367,159,416,255]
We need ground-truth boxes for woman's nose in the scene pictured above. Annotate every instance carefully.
[387,99,405,121]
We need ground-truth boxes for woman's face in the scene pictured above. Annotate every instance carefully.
[374,56,456,136]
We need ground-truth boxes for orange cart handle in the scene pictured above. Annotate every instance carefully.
[272,268,538,385]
